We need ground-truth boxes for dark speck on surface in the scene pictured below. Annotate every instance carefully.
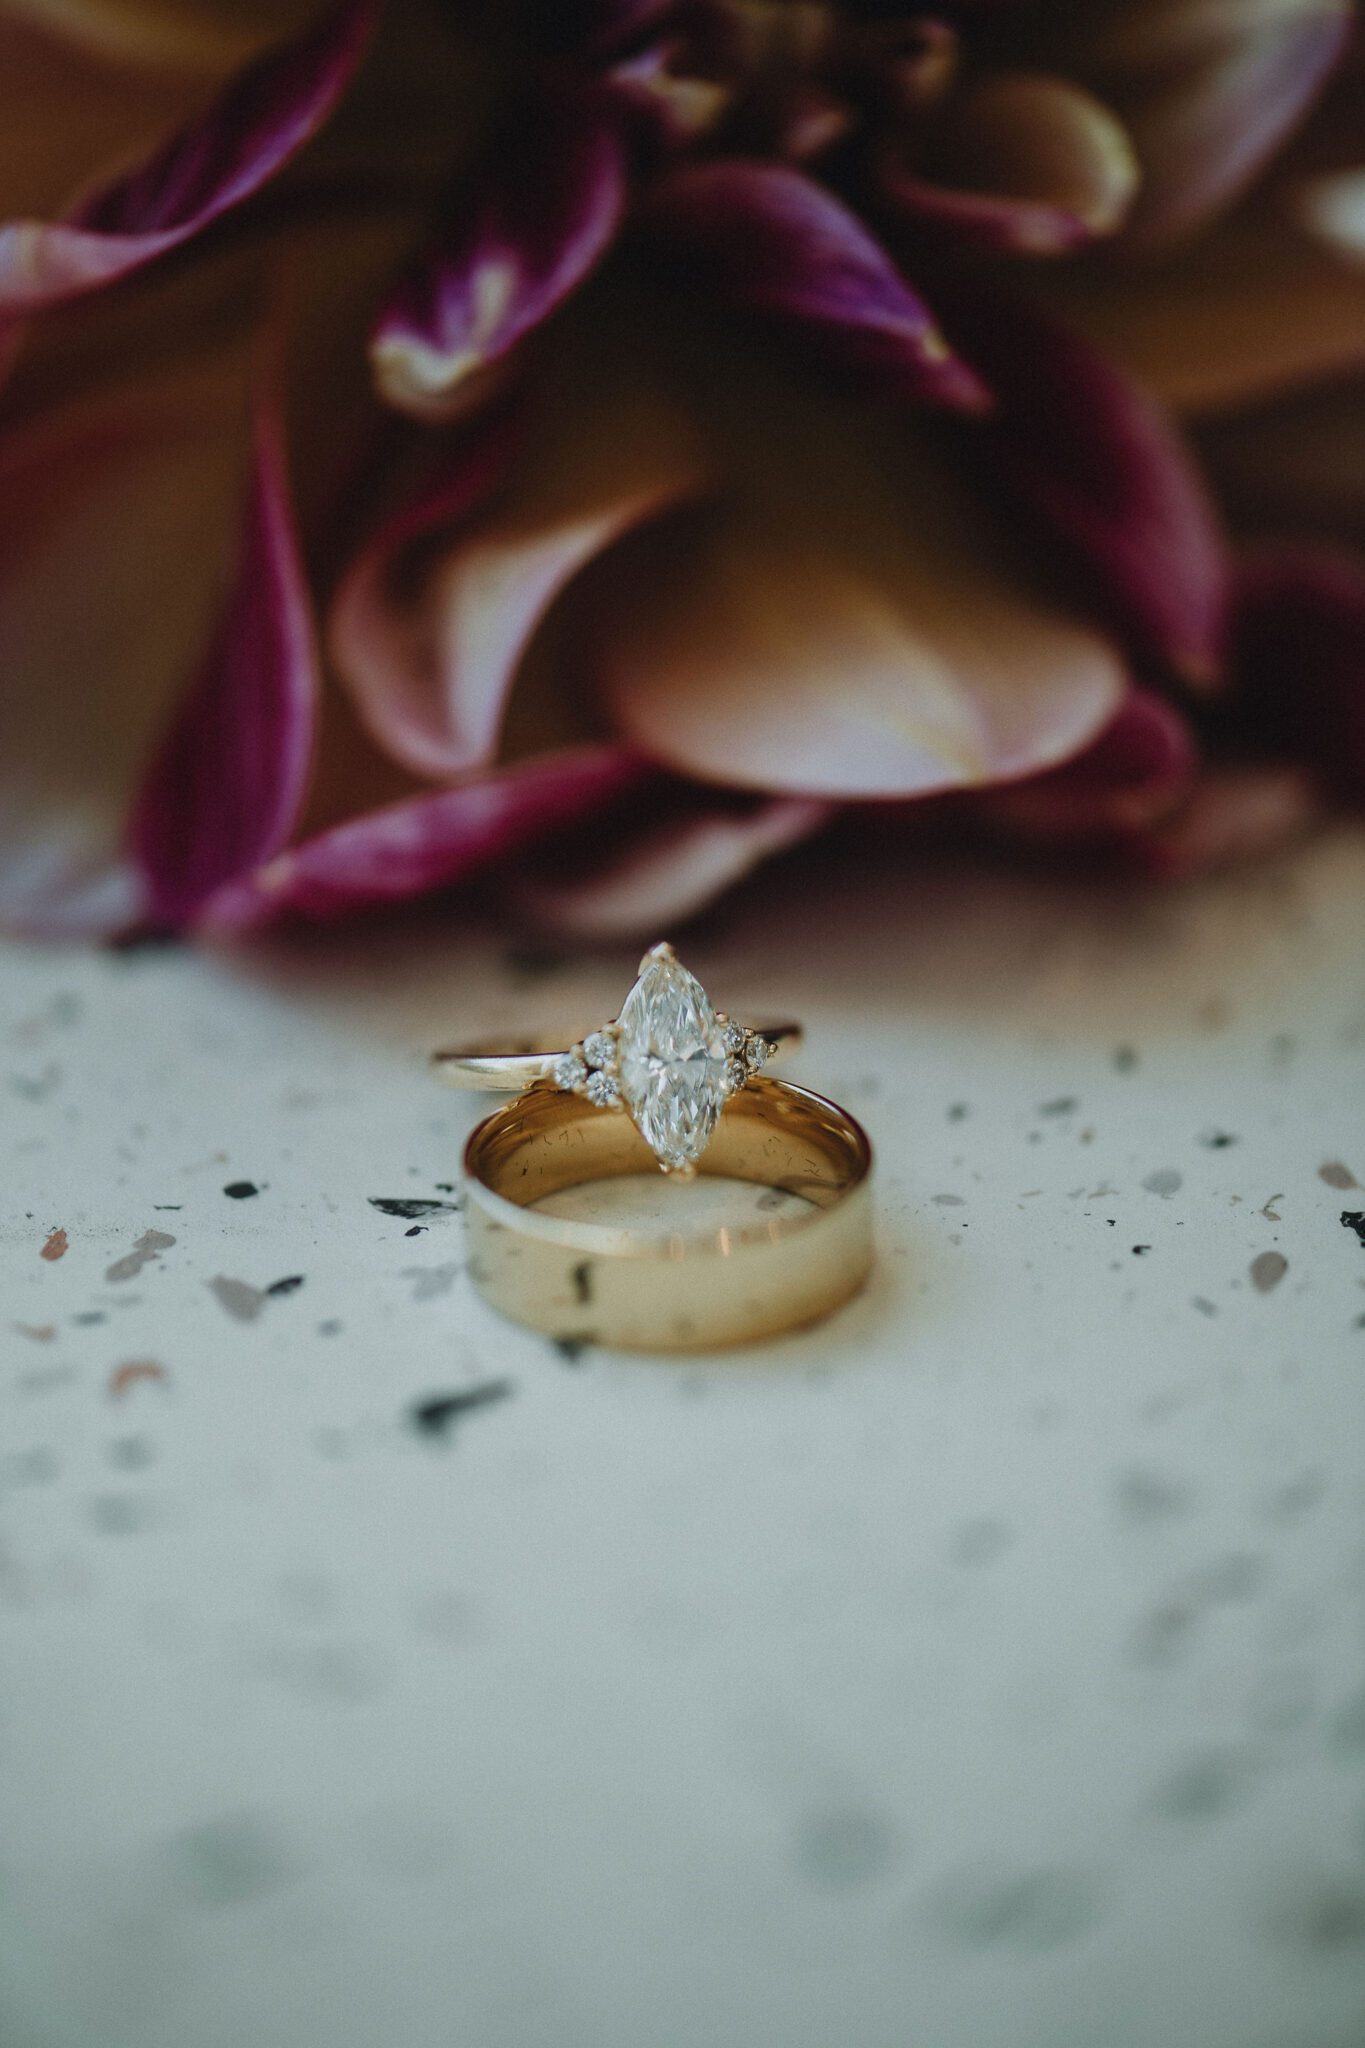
[552,1337,593,1365]
[930,1866,1102,1951]
[795,1808,899,1891]
[89,1493,148,1536]
[411,1381,513,1438]
[1148,1748,1256,1823]
[1250,1251,1288,1293]
[1113,1045,1139,1073]
[1319,1161,1359,1190]
[1132,1245,1152,1256]
[266,1275,305,1297]
[163,1814,298,1910]
[1267,1874,1365,1954]
[223,1181,259,1200]
[1116,1466,1193,1525]
[317,1319,343,1337]
[369,1197,460,1221]
[1039,1096,1078,1116]
[947,1102,969,1122]
[1340,1212,1365,1248]
[1142,1169,1183,1197]
[1199,1130,1239,1149]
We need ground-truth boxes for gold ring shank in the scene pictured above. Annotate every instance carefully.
[463,1077,873,1351]
[433,1021,802,1091]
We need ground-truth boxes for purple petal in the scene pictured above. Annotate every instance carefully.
[947,292,1230,685]
[0,1,375,316]
[635,161,991,412]
[371,93,630,419]
[1232,544,1365,798]
[512,790,832,939]
[129,408,319,928]
[203,748,647,928]
[969,688,1196,843]
[1127,765,1321,877]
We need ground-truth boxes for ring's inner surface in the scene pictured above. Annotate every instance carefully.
[466,1079,867,1211]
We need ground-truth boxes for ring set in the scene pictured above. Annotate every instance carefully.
[434,944,873,1351]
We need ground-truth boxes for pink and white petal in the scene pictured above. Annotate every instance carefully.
[370,93,630,421]
[512,791,832,940]
[0,347,253,935]
[129,407,318,926]
[329,369,710,778]
[0,0,374,316]
[202,746,647,928]
[879,74,1139,255]
[949,294,1230,685]
[594,395,1127,798]
[635,160,990,412]
[1125,764,1322,876]
[970,689,1197,843]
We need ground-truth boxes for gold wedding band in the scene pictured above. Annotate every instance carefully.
[462,1076,873,1352]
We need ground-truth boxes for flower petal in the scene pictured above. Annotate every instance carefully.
[1126,764,1321,876]
[0,0,375,316]
[635,160,990,411]
[970,688,1197,843]
[1049,210,1365,416]
[0,345,252,934]
[129,406,318,926]
[593,366,1126,797]
[1300,167,1365,259]
[512,790,832,939]
[203,746,647,928]
[2,0,323,73]
[1053,0,1351,242]
[370,92,630,421]
[947,293,1230,685]
[879,73,1140,255]
[329,363,710,778]
[1231,543,1365,797]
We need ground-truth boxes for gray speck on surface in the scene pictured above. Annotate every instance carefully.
[106,1435,155,1472]
[930,1866,1103,1951]
[1038,1096,1078,1117]
[105,1229,175,1284]
[950,1517,1013,1567]
[402,1263,460,1302]
[931,1193,966,1208]
[207,1276,267,1323]
[1192,1296,1219,1317]
[1113,1045,1139,1073]
[3,1446,59,1485]
[795,1808,899,1891]
[89,1493,148,1536]
[1265,1873,1365,1954]
[1189,1552,1269,1604]
[1328,1686,1365,1758]
[1319,1161,1360,1190]
[1250,1251,1289,1293]
[1142,1168,1184,1197]
[162,1813,298,1910]
[1129,1599,1199,1667]
[1116,1465,1194,1525]
[1261,1467,1327,1524]
[1148,1748,1257,1822]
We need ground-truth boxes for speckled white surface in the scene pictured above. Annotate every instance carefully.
[3,834,1365,2048]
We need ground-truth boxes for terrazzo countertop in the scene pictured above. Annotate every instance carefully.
[3,834,1365,2048]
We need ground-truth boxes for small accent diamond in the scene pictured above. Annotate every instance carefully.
[552,1050,586,1091]
[745,1035,773,1071]
[722,1020,746,1054]
[585,1069,621,1109]
[725,1056,748,1094]
[582,1030,615,1070]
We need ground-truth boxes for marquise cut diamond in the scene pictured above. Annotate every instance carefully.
[617,945,729,1172]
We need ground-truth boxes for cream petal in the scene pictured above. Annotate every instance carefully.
[1301,167,1365,258]
[1052,213,1365,414]
[591,356,1126,797]
[329,355,711,778]
[881,73,1140,254]
[0,345,252,932]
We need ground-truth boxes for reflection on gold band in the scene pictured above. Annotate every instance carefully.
[462,1077,873,1352]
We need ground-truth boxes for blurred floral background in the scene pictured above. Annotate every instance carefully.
[1,0,1361,944]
